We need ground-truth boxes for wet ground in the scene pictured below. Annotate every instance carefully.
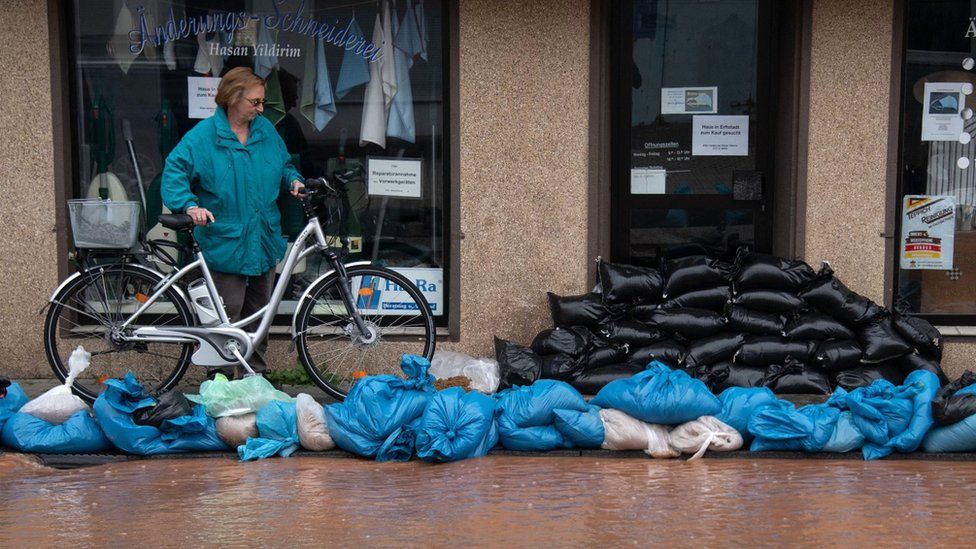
[2,454,976,546]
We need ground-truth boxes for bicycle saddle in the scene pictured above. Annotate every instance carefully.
[158,213,195,232]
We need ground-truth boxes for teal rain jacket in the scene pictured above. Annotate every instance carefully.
[161,107,302,275]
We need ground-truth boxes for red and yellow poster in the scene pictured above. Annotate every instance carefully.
[901,195,956,270]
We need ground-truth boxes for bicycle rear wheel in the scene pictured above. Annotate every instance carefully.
[44,264,195,402]
[295,265,435,400]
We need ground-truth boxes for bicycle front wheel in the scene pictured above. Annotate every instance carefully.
[295,265,436,400]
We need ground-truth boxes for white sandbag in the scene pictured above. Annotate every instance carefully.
[668,415,743,460]
[296,393,335,451]
[20,346,91,425]
[430,351,501,394]
[215,413,258,448]
[599,408,679,458]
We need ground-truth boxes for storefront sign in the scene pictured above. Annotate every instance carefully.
[188,76,220,119]
[692,115,749,156]
[661,87,718,114]
[901,195,957,270]
[921,82,965,141]
[631,168,666,194]
[353,267,444,316]
[367,157,423,198]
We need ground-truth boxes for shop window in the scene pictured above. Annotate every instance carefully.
[64,0,450,326]
[896,0,976,322]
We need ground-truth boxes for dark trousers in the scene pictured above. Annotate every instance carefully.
[211,269,275,375]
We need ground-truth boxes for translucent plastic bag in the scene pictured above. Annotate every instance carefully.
[20,346,91,425]
[185,373,294,418]
[430,351,501,394]
[296,393,334,451]
[216,413,258,448]
[599,408,677,458]
[668,416,743,459]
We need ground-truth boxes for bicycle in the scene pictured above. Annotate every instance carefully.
[44,173,436,402]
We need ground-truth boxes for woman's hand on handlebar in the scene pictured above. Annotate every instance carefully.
[290,179,305,197]
[186,206,215,226]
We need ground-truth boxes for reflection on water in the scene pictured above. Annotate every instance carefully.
[1,454,975,546]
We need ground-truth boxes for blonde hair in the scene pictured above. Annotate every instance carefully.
[214,67,264,108]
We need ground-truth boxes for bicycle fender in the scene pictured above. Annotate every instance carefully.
[291,260,373,337]
[48,271,84,302]
[48,264,191,306]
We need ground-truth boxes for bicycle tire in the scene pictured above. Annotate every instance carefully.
[295,265,436,400]
[44,263,195,402]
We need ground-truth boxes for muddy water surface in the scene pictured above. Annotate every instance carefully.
[2,454,975,547]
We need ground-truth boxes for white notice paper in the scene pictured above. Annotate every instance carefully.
[188,77,221,119]
[368,157,423,198]
[631,168,666,194]
[900,195,956,270]
[661,87,718,114]
[692,115,749,156]
[921,82,965,141]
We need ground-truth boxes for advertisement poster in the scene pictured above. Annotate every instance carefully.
[921,82,965,141]
[188,77,221,119]
[352,267,444,316]
[367,157,423,198]
[692,115,749,156]
[631,168,666,194]
[661,86,718,114]
[901,195,957,270]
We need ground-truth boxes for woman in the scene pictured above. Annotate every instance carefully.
[162,66,304,375]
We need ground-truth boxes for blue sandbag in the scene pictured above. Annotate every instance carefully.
[414,388,499,462]
[0,382,29,432]
[922,384,976,452]
[496,380,588,451]
[749,403,841,452]
[325,354,435,458]
[377,417,422,462]
[1,410,110,453]
[553,405,605,448]
[821,411,865,453]
[715,387,786,441]
[238,401,299,461]
[590,362,721,425]
[93,373,228,455]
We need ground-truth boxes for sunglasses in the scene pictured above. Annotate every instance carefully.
[244,97,267,106]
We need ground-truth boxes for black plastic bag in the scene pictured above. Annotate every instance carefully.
[725,305,785,335]
[631,307,727,339]
[831,362,905,392]
[931,371,976,426]
[783,313,855,341]
[540,353,585,382]
[688,362,766,393]
[812,339,863,372]
[494,337,542,389]
[600,321,663,347]
[531,326,592,357]
[892,311,943,361]
[762,359,832,395]
[798,265,884,325]
[628,339,686,369]
[685,333,746,368]
[732,290,805,313]
[735,336,816,366]
[134,391,194,428]
[659,286,731,312]
[856,316,913,363]
[0,377,10,399]
[571,363,645,395]
[597,260,663,305]
[662,256,736,298]
[547,292,611,329]
[734,253,817,293]
[896,352,949,386]
[583,343,629,370]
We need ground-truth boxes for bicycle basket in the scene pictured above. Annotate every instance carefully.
[67,199,141,249]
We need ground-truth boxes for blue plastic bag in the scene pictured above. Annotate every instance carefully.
[552,405,605,448]
[923,384,976,452]
[1,410,110,453]
[238,401,299,461]
[414,388,499,462]
[0,382,29,432]
[749,403,841,452]
[325,354,435,458]
[496,380,588,451]
[821,411,865,453]
[376,417,422,462]
[715,387,785,441]
[93,373,228,455]
[590,362,721,425]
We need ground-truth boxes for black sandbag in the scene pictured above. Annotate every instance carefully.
[896,353,949,386]
[762,359,832,395]
[631,307,727,339]
[783,313,855,341]
[531,326,592,357]
[725,305,785,335]
[734,253,817,293]
[0,377,9,398]
[931,371,976,426]
[732,290,805,313]
[831,362,906,392]
[583,343,629,370]
[540,353,585,382]
[547,292,611,329]
[134,391,194,428]
[571,363,645,395]
[856,315,913,363]
[685,333,746,368]
[662,256,736,298]
[735,336,816,366]
[600,321,663,347]
[658,286,731,312]
[628,339,686,369]
[494,337,542,389]
[688,362,767,393]
[892,311,943,361]
[798,265,884,325]
[597,260,663,305]
[812,339,863,372]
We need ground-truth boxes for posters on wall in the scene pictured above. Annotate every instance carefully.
[921,82,965,141]
[352,267,444,316]
[188,77,221,119]
[692,115,749,156]
[367,157,423,198]
[661,87,718,114]
[901,195,957,270]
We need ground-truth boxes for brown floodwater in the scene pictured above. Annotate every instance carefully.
[2,454,976,547]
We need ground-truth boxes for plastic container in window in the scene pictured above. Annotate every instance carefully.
[68,199,141,249]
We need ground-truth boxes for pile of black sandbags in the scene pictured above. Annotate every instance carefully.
[495,253,949,395]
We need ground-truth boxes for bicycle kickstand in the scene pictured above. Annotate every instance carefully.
[230,347,260,377]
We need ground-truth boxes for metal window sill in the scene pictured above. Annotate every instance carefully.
[935,326,976,337]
